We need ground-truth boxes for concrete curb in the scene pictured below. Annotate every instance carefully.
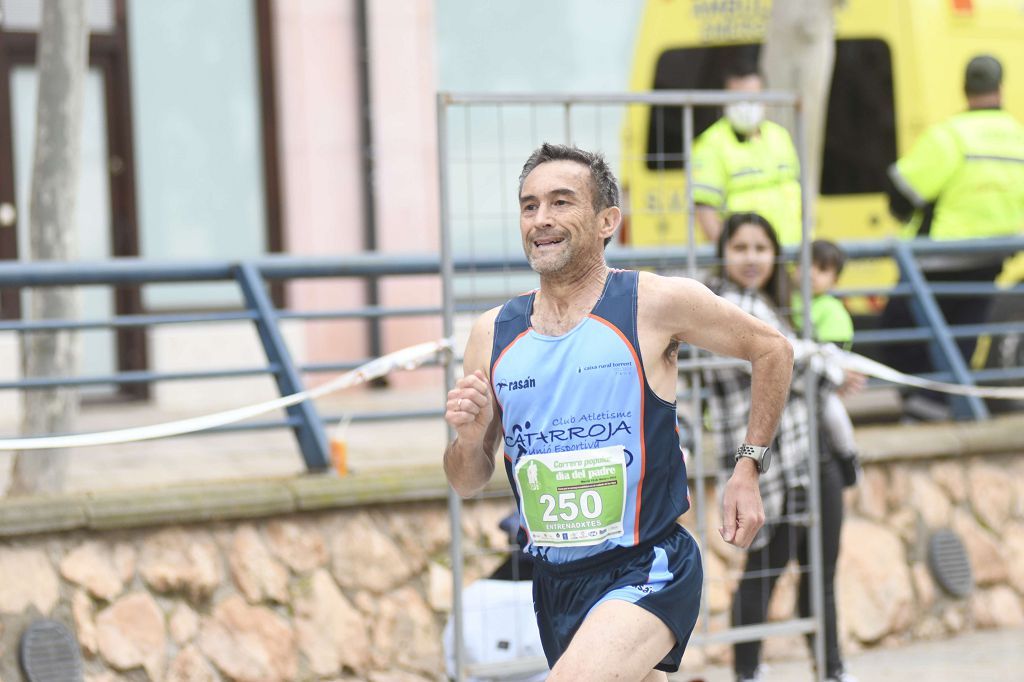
[2,414,1021,538]
[856,412,1024,462]
[0,466,510,539]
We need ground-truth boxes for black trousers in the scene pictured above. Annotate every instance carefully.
[880,263,1003,377]
[733,457,845,678]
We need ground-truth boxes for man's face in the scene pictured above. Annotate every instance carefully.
[518,160,604,275]
[724,74,765,135]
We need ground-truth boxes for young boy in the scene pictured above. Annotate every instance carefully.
[792,240,861,486]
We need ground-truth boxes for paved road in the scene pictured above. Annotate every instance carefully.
[672,627,1024,681]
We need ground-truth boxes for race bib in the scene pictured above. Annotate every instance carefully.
[513,445,627,547]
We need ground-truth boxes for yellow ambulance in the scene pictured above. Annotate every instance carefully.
[619,0,1024,297]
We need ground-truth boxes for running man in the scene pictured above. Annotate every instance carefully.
[444,143,793,681]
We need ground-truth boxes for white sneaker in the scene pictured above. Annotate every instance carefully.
[825,670,858,682]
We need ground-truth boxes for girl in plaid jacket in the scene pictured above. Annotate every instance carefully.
[704,212,858,682]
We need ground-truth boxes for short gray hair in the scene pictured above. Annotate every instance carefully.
[518,143,619,213]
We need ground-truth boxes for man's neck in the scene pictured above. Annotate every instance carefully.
[536,260,609,319]
[967,92,1001,110]
[731,125,760,142]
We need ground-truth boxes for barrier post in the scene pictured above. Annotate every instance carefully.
[235,263,330,470]
[893,242,989,420]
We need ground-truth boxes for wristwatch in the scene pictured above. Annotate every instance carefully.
[735,443,771,474]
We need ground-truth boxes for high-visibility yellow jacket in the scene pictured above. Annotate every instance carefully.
[889,109,1024,241]
[692,118,802,245]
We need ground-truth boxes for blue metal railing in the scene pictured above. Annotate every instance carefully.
[610,236,1023,421]
[622,236,1024,421]
[0,236,1020,469]
[835,237,1024,420]
[0,254,453,471]
[890,243,985,418]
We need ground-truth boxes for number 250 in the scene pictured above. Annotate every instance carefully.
[540,490,602,521]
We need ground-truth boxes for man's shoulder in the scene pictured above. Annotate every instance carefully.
[759,119,790,135]
[637,270,704,294]
[637,271,711,314]
[1006,110,1024,130]
[913,116,962,148]
[952,108,1024,134]
[759,120,796,147]
[696,118,733,146]
[490,291,533,322]
[463,305,504,374]
[468,305,505,342]
[479,303,504,322]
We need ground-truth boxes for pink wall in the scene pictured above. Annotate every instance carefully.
[272,0,370,379]
[273,0,442,391]
[368,0,443,388]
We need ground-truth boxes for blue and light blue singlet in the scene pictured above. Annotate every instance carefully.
[490,269,691,564]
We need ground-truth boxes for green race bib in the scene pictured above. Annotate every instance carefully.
[514,445,627,547]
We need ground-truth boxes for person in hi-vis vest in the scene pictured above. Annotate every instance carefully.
[883,54,1024,418]
[692,61,802,246]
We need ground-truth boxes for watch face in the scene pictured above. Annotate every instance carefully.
[760,448,771,473]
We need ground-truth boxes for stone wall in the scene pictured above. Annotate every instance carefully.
[680,452,1024,670]
[0,489,513,682]
[1,415,1022,681]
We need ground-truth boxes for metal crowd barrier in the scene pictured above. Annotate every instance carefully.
[435,88,1024,682]
[436,89,828,681]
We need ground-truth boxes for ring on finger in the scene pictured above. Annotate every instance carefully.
[458,398,463,410]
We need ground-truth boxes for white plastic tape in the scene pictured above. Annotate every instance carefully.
[0,338,453,451]
[718,340,1023,400]
[830,347,1024,400]
[5,335,1018,451]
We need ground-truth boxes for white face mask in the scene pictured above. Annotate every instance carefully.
[725,102,765,135]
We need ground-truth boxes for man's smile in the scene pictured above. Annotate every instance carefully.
[532,235,566,248]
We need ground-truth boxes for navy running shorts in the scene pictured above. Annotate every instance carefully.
[530,523,703,673]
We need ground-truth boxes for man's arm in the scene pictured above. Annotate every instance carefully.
[641,274,793,547]
[691,136,727,244]
[884,168,917,223]
[695,205,723,243]
[649,276,792,448]
[443,308,502,498]
[887,123,960,221]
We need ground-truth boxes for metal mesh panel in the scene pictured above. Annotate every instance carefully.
[439,90,821,680]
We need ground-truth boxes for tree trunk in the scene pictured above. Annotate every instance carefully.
[760,0,839,208]
[9,0,89,495]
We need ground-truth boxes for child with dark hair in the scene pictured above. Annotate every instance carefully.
[792,240,853,348]
[792,239,861,487]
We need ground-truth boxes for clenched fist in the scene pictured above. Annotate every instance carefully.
[445,369,494,446]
